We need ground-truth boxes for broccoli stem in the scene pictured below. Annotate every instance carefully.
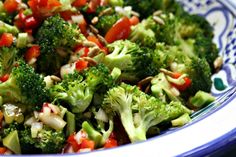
[120,108,146,142]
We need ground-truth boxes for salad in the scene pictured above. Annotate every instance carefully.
[0,0,221,155]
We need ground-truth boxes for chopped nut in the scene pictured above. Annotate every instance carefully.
[89,25,99,34]
[97,34,108,46]
[214,56,223,71]
[50,75,61,82]
[153,16,165,25]
[88,47,101,57]
[91,16,99,24]
[83,57,97,66]
[83,41,97,47]
[153,10,163,16]
[138,76,154,86]
[131,11,140,17]
[99,7,113,17]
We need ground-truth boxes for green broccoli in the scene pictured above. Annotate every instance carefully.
[35,15,85,74]
[82,119,114,147]
[0,46,18,76]
[0,60,48,105]
[129,20,156,47]
[95,9,122,35]
[103,40,157,82]
[151,72,183,103]
[152,43,212,97]
[189,90,215,109]
[124,0,184,19]
[19,126,65,154]
[49,64,114,113]
[102,83,190,143]
[150,12,218,68]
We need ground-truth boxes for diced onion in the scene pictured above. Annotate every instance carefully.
[24,116,37,126]
[71,15,84,24]
[44,76,54,88]
[60,64,75,79]
[39,114,66,131]
[94,108,108,122]
[48,104,60,115]
[74,131,88,144]
[31,122,43,138]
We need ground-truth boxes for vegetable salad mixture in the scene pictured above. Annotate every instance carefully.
[0,0,220,154]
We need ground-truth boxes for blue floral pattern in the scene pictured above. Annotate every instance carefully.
[178,0,236,96]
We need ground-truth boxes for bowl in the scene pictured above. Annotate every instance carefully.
[72,0,236,156]
[6,0,236,156]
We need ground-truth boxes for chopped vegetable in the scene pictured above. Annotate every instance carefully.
[0,0,219,154]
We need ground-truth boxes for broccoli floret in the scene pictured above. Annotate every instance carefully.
[151,12,218,68]
[82,119,114,147]
[35,15,85,74]
[103,40,157,82]
[19,126,65,154]
[171,113,191,127]
[95,9,121,35]
[152,43,212,97]
[0,61,48,105]
[124,0,184,19]
[189,90,215,109]
[50,64,114,113]
[0,46,18,76]
[151,72,182,103]
[102,83,190,143]
[129,20,156,47]
[0,20,19,35]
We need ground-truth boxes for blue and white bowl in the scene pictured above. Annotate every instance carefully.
[17,0,236,156]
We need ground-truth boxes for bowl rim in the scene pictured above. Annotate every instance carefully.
[5,0,236,156]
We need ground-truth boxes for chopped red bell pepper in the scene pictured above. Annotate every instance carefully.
[24,45,40,62]
[105,16,131,43]
[0,33,14,47]
[75,60,89,71]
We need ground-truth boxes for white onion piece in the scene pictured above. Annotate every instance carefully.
[24,117,37,126]
[42,106,51,116]
[48,104,60,115]
[31,122,43,138]
[95,108,108,122]
[44,76,54,88]
[170,87,180,97]
[60,64,75,79]
[39,114,66,131]
[34,111,39,119]
[74,131,88,144]
[71,15,84,24]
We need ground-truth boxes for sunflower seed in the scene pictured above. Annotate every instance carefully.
[99,7,113,17]
[83,57,97,66]
[91,16,99,24]
[97,34,108,46]
[214,56,223,71]
[88,47,101,57]
[83,41,97,47]
[153,16,165,25]
[138,76,154,86]
[153,10,163,16]
[50,75,61,82]
[89,25,99,34]
[131,11,140,17]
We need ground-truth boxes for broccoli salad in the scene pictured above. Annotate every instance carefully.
[0,0,220,154]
